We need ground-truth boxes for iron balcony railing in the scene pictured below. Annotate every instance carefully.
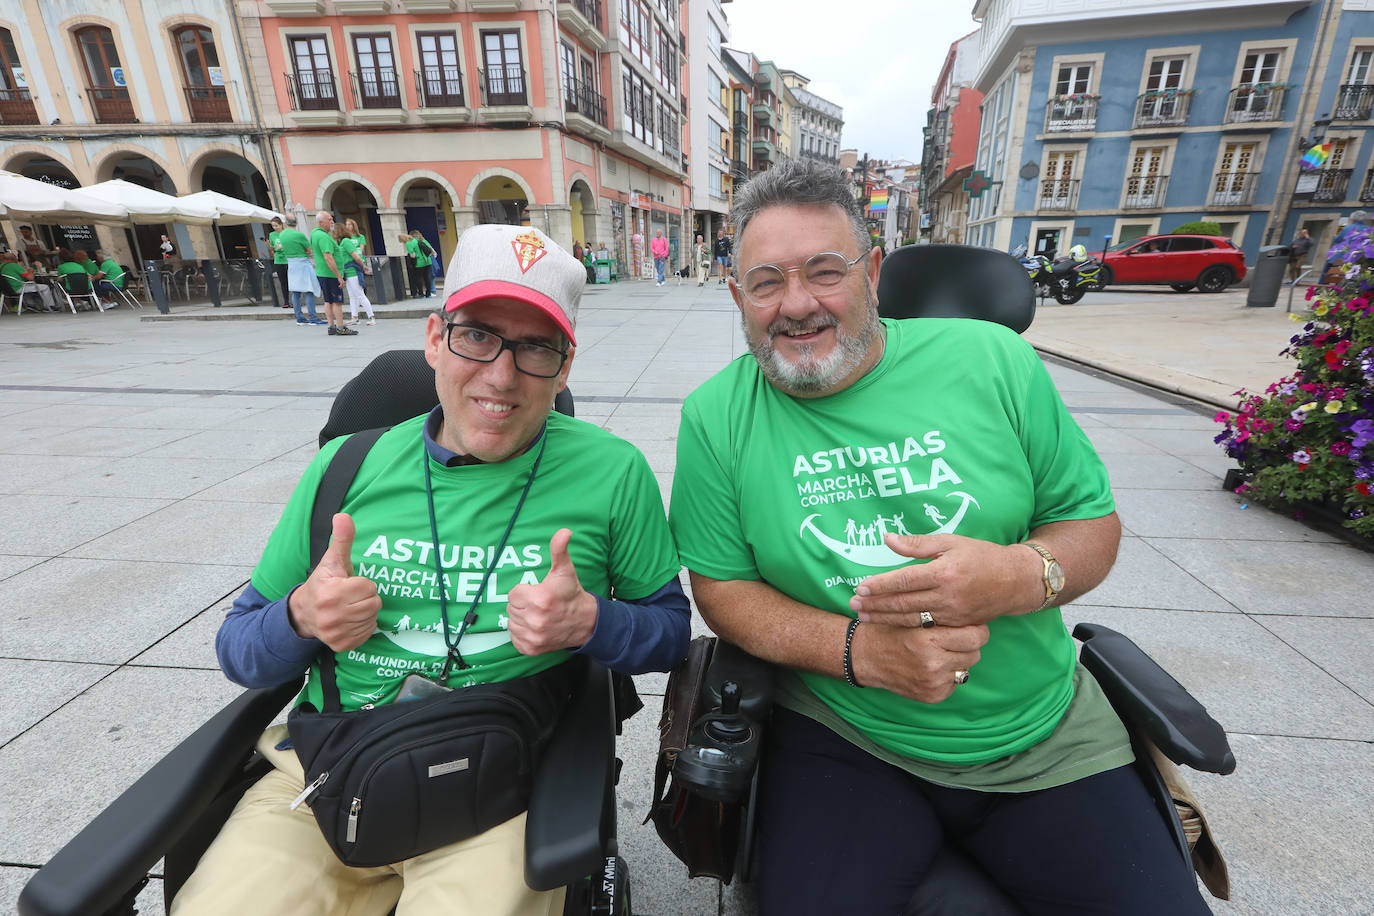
[1044,96,1098,132]
[1133,90,1193,128]
[480,65,527,106]
[1311,168,1353,203]
[1038,178,1080,211]
[1333,83,1374,121]
[88,86,135,123]
[1224,84,1288,124]
[563,75,607,127]
[1208,171,1259,206]
[1359,169,1374,202]
[286,70,339,111]
[733,110,748,131]
[1123,175,1169,209]
[351,68,401,108]
[0,87,38,124]
[564,0,602,31]
[184,86,230,123]
[415,66,464,107]
[731,158,749,178]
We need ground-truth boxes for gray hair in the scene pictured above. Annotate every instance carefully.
[284,214,297,227]
[730,159,869,259]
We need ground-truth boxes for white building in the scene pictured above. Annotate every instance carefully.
[686,0,731,239]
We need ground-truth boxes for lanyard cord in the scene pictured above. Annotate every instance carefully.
[424,427,546,679]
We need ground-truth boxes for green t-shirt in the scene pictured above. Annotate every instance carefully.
[98,259,125,288]
[278,227,311,260]
[56,261,87,280]
[310,227,341,278]
[1,261,29,293]
[269,230,287,265]
[338,237,360,279]
[670,318,1122,771]
[82,260,100,276]
[352,233,367,254]
[405,237,432,269]
[251,412,681,713]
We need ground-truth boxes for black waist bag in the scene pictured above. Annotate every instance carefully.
[287,659,577,868]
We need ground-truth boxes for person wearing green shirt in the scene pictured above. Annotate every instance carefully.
[268,217,290,310]
[344,217,368,294]
[94,251,126,306]
[332,221,374,326]
[310,211,351,336]
[0,250,57,311]
[668,160,1210,915]
[169,223,688,916]
[404,231,434,299]
[53,249,95,308]
[279,215,322,326]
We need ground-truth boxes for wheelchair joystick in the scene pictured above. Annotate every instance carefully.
[672,680,760,803]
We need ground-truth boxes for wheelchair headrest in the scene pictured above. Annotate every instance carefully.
[875,244,1035,334]
[317,349,574,447]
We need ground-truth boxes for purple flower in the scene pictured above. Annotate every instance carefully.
[1285,418,1304,431]
[1292,450,1312,464]
[1351,419,1374,448]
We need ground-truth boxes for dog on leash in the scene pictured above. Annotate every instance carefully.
[674,264,692,284]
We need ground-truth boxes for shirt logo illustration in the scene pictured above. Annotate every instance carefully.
[800,491,981,568]
[512,231,547,273]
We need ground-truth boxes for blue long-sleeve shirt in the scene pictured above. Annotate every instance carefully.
[216,407,691,688]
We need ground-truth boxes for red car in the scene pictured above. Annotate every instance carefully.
[1098,234,1247,293]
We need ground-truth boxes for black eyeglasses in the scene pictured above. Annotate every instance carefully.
[445,323,568,378]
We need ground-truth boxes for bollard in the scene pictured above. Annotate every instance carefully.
[202,260,221,308]
[389,258,407,301]
[368,257,388,305]
[144,259,169,314]
[250,259,268,305]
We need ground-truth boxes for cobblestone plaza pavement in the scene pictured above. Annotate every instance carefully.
[1,280,1371,915]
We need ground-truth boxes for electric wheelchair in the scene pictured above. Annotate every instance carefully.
[650,244,1236,915]
[18,351,630,916]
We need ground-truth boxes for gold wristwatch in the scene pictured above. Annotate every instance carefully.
[1023,541,1065,611]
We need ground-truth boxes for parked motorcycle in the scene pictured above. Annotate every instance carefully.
[1013,243,1102,304]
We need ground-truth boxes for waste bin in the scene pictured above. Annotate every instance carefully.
[1246,244,1290,308]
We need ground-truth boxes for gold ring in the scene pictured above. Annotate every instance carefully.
[919,611,936,629]
[953,669,970,686]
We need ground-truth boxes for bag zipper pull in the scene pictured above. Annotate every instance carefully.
[288,770,329,811]
[346,797,361,843]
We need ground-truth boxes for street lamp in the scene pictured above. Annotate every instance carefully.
[1297,113,1333,152]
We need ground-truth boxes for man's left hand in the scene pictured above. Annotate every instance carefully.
[848,533,1040,628]
[505,528,598,655]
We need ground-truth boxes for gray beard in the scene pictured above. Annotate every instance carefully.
[745,288,883,396]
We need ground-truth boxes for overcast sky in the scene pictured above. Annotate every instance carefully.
[721,2,981,164]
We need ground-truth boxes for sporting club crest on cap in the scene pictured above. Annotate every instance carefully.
[511,230,547,274]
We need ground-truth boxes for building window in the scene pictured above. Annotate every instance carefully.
[1054,63,1092,97]
[417,31,463,107]
[710,166,723,197]
[481,30,526,106]
[289,35,337,110]
[352,33,400,108]
[0,28,37,124]
[173,26,230,122]
[76,26,134,122]
[1231,51,1283,121]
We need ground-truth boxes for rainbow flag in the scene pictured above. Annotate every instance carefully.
[869,189,889,212]
[1300,142,1332,171]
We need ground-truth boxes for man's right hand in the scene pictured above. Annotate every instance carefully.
[287,512,381,651]
[851,621,989,704]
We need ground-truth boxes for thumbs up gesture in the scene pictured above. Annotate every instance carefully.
[505,529,598,657]
[287,513,382,652]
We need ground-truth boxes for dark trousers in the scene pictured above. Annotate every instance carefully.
[406,261,426,298]
[755,708,1210,916]
[273,264,289,306]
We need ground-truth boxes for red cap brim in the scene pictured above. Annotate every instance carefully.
[443,279,576,345]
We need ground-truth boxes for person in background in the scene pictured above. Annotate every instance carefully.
[0,250,58,311]
[573,240,584,262]
[694,234,710,287]
[582,244,595,284]
[73,249,104,284]
[54,248,93,307]
[268,217,291,308]
[160,234,175,260]
[18,226,54,269]
[95,250,127,306]
[1288,228,1312,285]
[344,218,368,294]
[311,211,352,336]
[651,229,668,287]
[410,229,438,298]
[281,215,325,327]
[713,227,732,285]
[333,221,375,327]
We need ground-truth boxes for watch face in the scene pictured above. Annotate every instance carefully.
[1047,560,1066,594]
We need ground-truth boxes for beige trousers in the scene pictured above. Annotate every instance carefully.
[169,724,565,916]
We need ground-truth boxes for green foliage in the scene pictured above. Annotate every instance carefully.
[1170,221,1224,236]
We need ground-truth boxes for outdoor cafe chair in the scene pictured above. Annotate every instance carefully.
[56,272,105,313]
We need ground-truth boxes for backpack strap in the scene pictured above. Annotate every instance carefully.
[307,425,389,712]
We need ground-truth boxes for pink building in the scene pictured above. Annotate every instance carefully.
[247,0,689,272]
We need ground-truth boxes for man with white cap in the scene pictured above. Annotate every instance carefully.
[174,224,689,916]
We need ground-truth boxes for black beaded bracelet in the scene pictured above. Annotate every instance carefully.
[843,617,863,687]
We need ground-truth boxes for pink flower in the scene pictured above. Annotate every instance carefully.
[1332,442,1352,456]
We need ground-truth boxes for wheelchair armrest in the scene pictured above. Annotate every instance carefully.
[18,679,300,916]
[704,639,775,721]
[525,660,616,892]
[1073,623,1235,775]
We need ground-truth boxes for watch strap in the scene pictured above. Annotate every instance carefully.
[1023,541,1059,611]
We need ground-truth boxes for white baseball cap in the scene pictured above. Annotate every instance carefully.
[441,224,582,345]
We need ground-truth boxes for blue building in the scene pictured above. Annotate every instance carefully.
[965,0,1374,268]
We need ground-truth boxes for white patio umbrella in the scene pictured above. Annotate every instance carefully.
[178,190,282,225]
[0,170,131,224]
